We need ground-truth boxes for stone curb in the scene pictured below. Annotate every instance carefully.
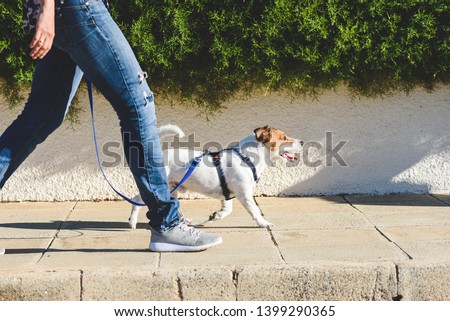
[0,261,448,301]
[397,261,450,301]
[0,270,81,301]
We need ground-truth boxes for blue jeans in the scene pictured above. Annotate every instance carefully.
[0,0,180,231]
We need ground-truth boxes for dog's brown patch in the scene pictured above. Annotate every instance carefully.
[254,126,295,152]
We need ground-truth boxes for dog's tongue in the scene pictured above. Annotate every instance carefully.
[283,152,298,161]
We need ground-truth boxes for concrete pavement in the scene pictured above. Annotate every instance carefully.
[0,195,449,301]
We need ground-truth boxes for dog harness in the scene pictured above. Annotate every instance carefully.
[207,148,259,200]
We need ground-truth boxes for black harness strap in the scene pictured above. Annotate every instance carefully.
[210,151,232,200]
[207,148,258,201]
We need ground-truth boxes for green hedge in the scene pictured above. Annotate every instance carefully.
[1,0,449,113]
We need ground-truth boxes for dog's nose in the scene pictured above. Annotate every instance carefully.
[300,140,304,146]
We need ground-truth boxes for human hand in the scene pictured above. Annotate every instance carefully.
[29,0,55,60]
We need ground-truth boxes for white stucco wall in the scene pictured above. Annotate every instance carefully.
[0,85,449,201]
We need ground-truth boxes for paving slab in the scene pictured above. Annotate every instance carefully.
[348,196,450,228]
[355,209,450,227]
[0,238,51,270]
[0,202,76,238]
[180,199,261,228]
[256,196,372,230]
[158,199,272,271]
[346,194,449,214]
[271,228,408,263]
[58,208,146,237]
[159,229,282,268]
[432,194,450,205]
[381,226,450,260]
[0,202,76,211]
[60,200,149,237]
[38,233,159,269]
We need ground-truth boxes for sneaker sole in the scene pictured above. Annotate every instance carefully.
[149,237,222,252]
[0,248,5,255]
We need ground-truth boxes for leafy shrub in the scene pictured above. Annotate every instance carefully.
[1,0,448,114]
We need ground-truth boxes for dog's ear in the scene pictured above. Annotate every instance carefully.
[254,126,270,143]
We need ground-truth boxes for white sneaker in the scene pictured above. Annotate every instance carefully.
[149,220,222,252]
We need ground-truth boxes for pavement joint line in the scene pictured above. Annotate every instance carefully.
[430,194,450,206]
[36,201,79,264]
[341,195,414,260]
[266,226,286,262]
[374,226,413,260]
[393,264,403,301]
[157,252,162,268]
[254,197,286,263]
[80,270,84,301]
[176,275,184,300]
[232,268,239,301]
[341,194,374,225]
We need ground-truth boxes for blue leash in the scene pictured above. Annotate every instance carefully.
[87,80,200,207]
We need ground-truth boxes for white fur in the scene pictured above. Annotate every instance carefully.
[128,125,303,229]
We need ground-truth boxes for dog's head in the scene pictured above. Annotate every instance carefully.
[254,126,304,163]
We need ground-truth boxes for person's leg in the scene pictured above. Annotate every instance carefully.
[57,0,221,251]
[0,47,82,255]
[0,48,82,189]
[58,0,179,232]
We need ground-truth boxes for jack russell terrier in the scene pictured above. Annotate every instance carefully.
[128,125,303,228]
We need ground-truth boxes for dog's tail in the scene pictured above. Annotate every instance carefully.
[158,124,185,139]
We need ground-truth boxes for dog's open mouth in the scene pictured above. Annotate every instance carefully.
[281,151,298,161]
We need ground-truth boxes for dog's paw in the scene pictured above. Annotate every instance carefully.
[128,217,138,230]
[210,211,224,221]
[257,220,273,228]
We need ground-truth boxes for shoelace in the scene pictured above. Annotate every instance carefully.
[178,216,201,237]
